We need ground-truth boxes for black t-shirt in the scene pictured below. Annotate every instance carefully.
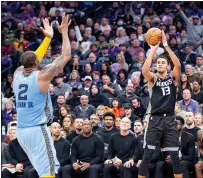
[183,126,200,142]
[192,90,203,105]
[66,130,81,144]
[97,127,119,144]
[150,75,176,115]
[54,137,70,166]
[107,132,136,162]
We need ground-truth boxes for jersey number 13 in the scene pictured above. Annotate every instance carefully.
[161,86,170,96]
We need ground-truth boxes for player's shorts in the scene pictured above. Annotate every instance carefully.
[17,124,60,176]
[143,113,180,152]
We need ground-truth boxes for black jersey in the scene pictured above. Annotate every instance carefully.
[149,75,176,115]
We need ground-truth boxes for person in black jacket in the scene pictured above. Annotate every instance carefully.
[103,117,136,178]
[66,87,81,110]
[131,96,147,119]
[2,138,33,178]
[89,84,109,108]
[62,119,104,178]
[66,117,83,143]
[90,114,103,133]
[155,116,195,178]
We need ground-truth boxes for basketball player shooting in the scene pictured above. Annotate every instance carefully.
[138,31,182,178]
[13,13,71,178]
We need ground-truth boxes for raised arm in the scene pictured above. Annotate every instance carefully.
[175,4,189,25]
[162,30,181,83]
[35,18,54,62]
[40,13,72,81]
[142,43,159,87]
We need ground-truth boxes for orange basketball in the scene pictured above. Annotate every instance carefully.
[145,28,162,46]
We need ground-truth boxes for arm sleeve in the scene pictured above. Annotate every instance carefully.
[89,136,104,165]
[8,142,18,165]
[35,37,51,62]
[70,138,78,164]
[59,141,71,166]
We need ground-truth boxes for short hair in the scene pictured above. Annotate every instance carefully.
[196,55,203,59]
[134,120,143,125]
[103,112,115,120]
[20,51,37,68]
[176,116,185,125]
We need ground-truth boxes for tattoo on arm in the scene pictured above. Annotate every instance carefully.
[41,63,63,78]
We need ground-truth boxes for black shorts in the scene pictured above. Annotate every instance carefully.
[144,114,180,152]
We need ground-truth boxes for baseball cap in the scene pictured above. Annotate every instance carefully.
[122,103,132,109]
[192,15,200,19]
[84,76,92,81]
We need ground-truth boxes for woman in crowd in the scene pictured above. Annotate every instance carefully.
[114,69,128,91]
[111,52,129,75]
[115,27,130,45]
[2,100,16,125]
[4,127,16,144]
[130,52,146,72]
[89,84,109,108]
[177,73,192,100]
[62,115,74,135]
[115,117,121,129]
[101,62,115,82]
[68,70,82,90]
[59,104,71,123]
[67,54,83,74]
[96,105,106,127]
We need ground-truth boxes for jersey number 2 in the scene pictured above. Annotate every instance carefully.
[161,86,170,96]
[18,84,28,100]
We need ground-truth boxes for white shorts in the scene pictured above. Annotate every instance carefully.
[17,124,60,176]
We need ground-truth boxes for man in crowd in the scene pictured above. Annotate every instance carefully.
[63,119,104,178]
[90,114,103,133]
[103,117,136,178]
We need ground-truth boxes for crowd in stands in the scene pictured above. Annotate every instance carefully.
[1,1,203,178]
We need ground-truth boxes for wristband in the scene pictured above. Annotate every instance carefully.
[163,41,168,47]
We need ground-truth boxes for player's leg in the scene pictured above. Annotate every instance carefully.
[17,125,60,177]
[163,116,182,178]
[138,116,164,178]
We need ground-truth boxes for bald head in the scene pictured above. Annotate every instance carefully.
[120,117,131,131]
[51,122,61,137]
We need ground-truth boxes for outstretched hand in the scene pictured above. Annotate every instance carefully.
[56,12,72,34]
[40,18,54,39]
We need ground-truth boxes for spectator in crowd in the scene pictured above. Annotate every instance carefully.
[179,89,201,113]
[194,55,203,74]
[1,141,10,165]
[122,102,140,130]
[4,127,17,145]
[90,114,103,133]
[59,104,71,123]
[127,39,145,60]
[88,52,101,72]
[95,105,106,125]
[79,76,92,96]
[175,102,187,119]
[96,33,109,50]
[63,119,104,178]
[66,87,81,110]
[62,115,74,135]
[185,65,200,84]
[115,117,122,129]
[49,83,57,107]
[103,117,136,178]
[85,27,96,43]
[51,122,70,177]
[108,38,120,57]
[176,4,203,55]
[2,100,16,126]
[155,116,195,178]
[119,44,133,67]
[100,74,120,98]
[68,70,83,90]
[177,73,192,100]
[115,27,130,45]
[80,64,93,79]
[67,54,83,74]
[100,18,111,33]
[133,120,144,137]
[89,84,109,108]
[140,84,150,109]
[192,80,203,109]
[40,46,53,68]
[101,62,115,82]
[131,96,147,119]
[130,52,146,72]
[66,117,83,144]
[2,138,33,178]
[74,95,96,118]
[92,71,103,87]
[130,74,142,96]
[2,75,14,99]
[179,45,196,66]
[54,74,71,97]
[183,111,201,142]
[114,69,129,91]
[111,52,129,75]
[53,95,66,123]
[194,113,203,130]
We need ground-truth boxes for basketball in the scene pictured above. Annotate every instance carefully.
[145,28,162,46]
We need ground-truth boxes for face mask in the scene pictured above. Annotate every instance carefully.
[117,21,124,26]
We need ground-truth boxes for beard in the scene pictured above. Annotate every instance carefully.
[105,125,113,129]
